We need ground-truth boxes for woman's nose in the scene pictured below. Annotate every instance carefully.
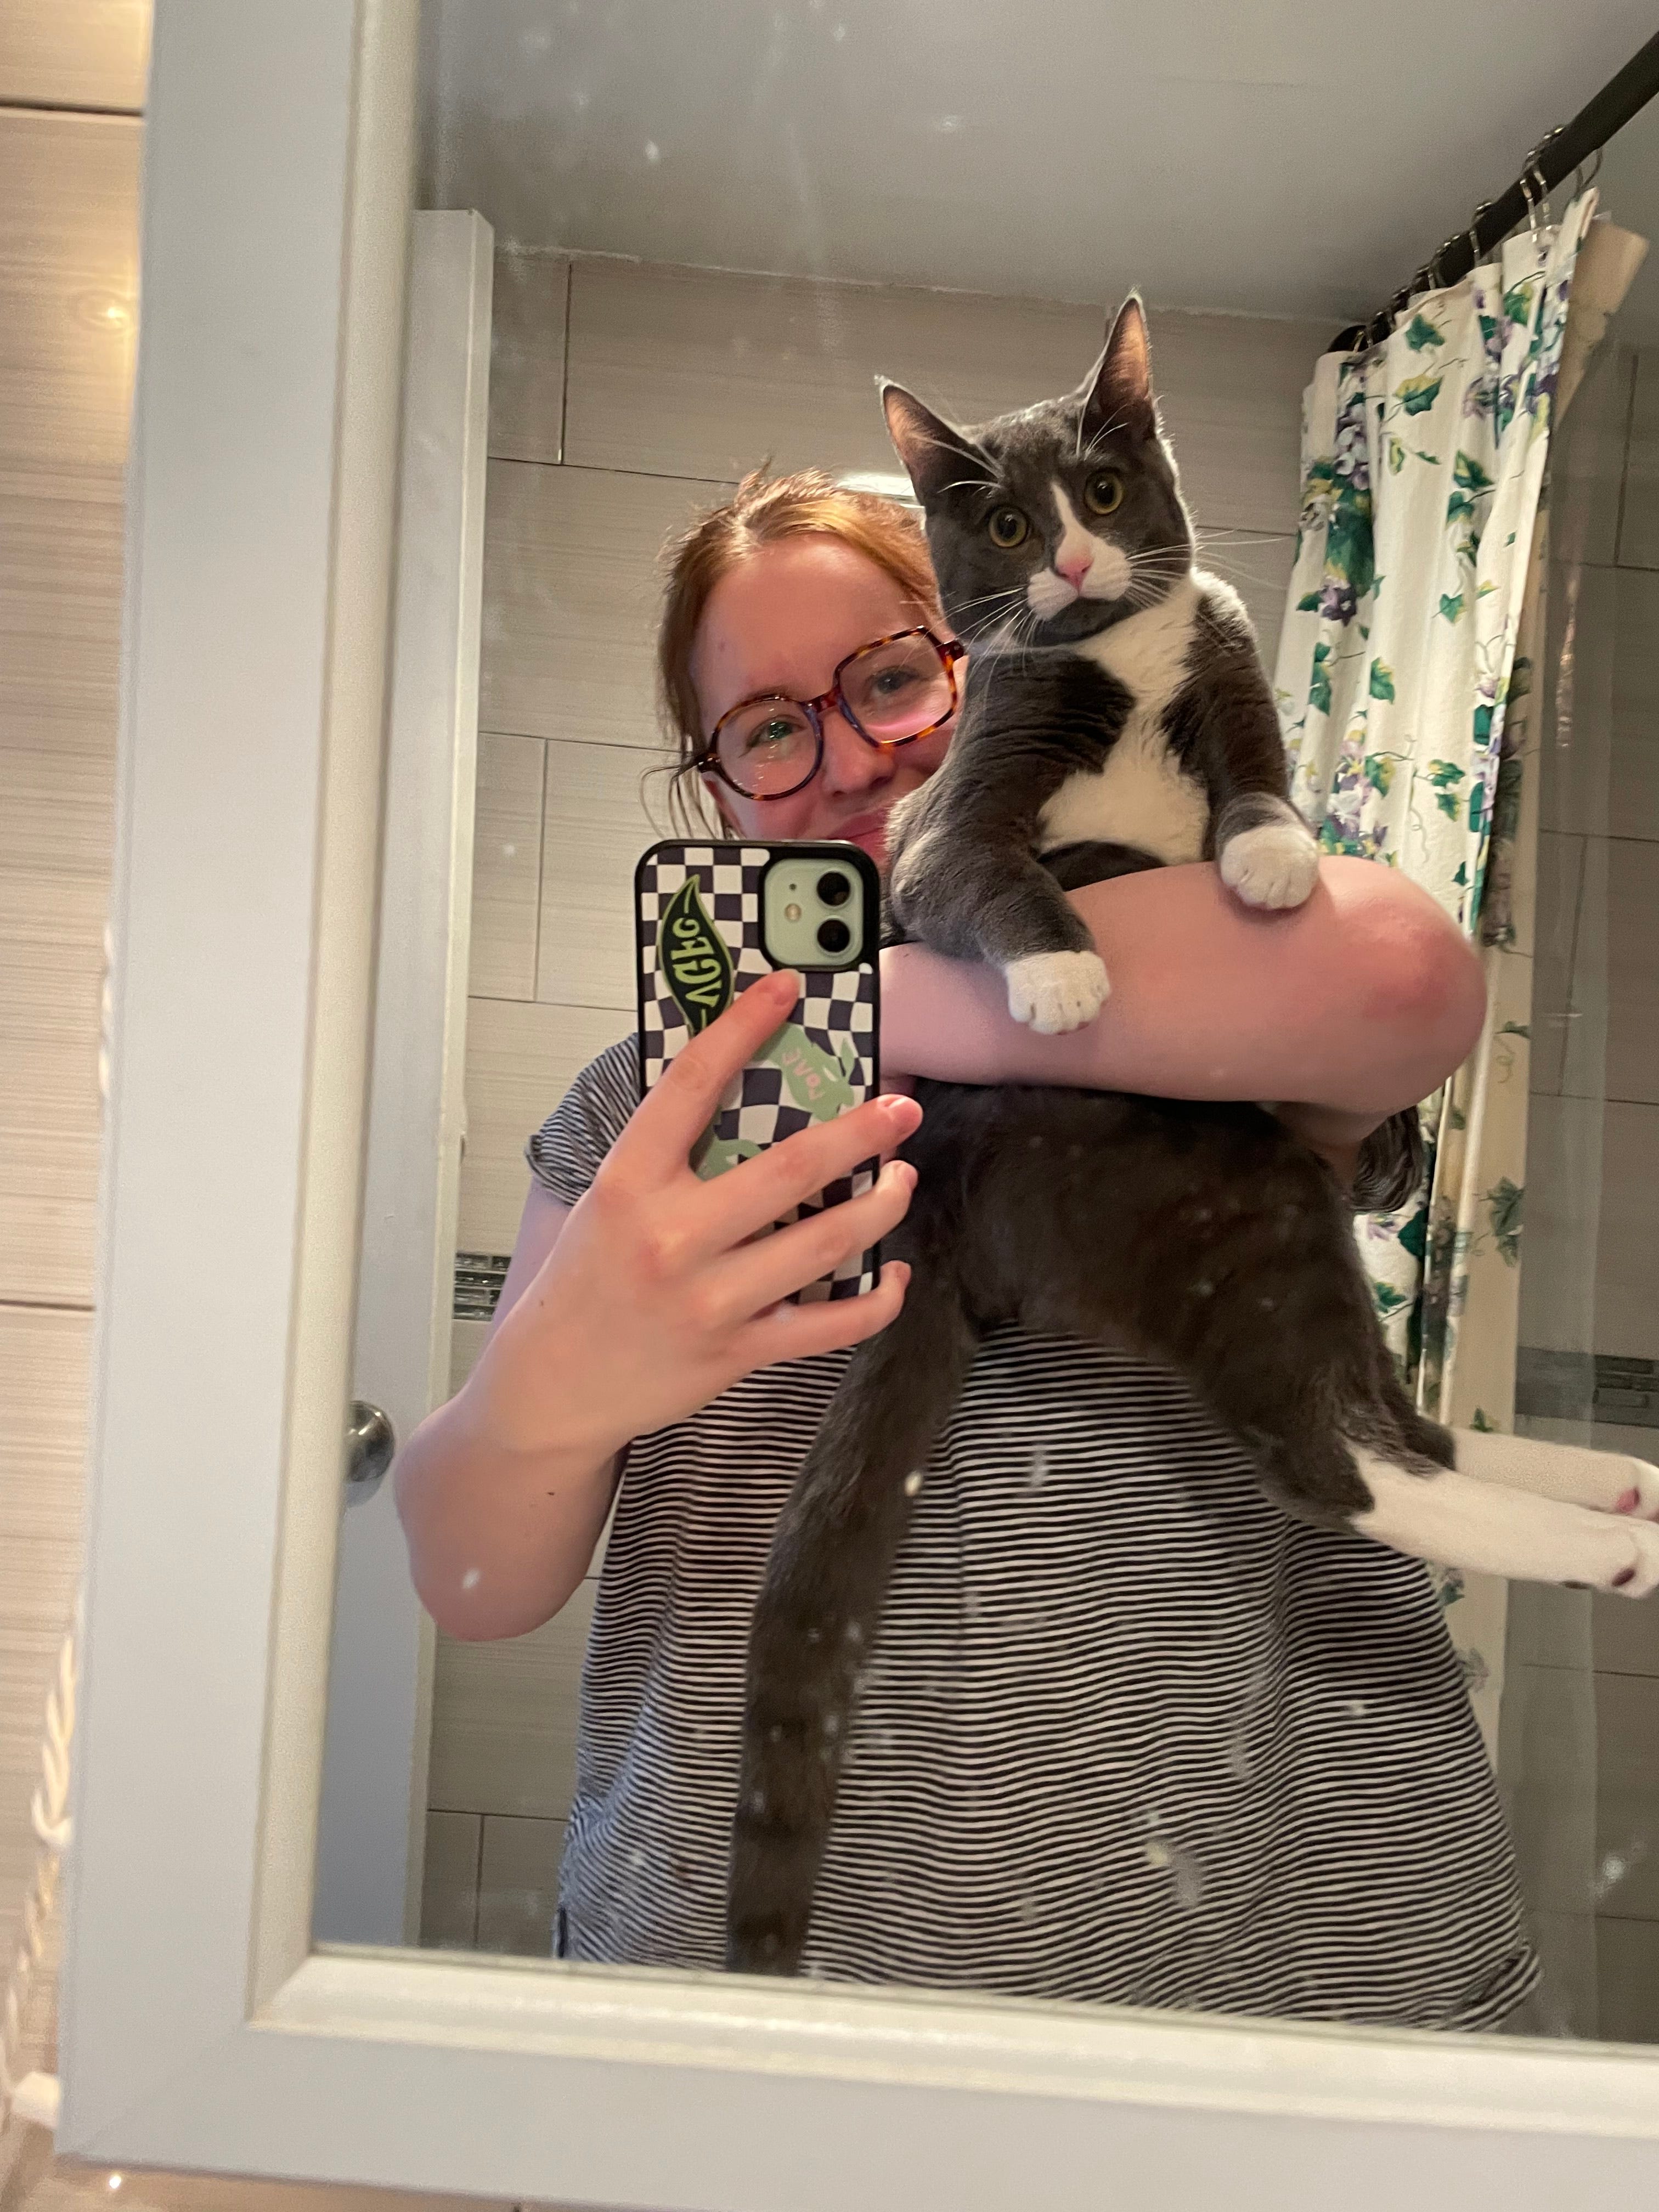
[822,711,899,795]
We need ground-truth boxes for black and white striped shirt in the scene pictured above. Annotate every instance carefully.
[526,1038,1537,2029]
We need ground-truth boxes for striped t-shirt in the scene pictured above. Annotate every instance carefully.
[526,1037,1538,2030]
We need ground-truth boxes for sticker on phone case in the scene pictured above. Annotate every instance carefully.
[657,877,734,1032]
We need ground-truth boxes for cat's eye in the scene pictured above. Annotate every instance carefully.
[988,506,1029,548]
[1084,470,1124,516]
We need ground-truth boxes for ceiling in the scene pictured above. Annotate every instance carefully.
[421,0,1659,337]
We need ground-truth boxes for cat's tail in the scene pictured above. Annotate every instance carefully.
[726,1251,975,1978]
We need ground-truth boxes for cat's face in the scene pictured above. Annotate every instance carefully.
[882,298,1194,652]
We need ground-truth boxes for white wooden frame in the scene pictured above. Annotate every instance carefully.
[59,2,1659,2203]
[313,209,492,1953]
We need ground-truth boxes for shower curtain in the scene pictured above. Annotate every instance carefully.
[1273,191,1631,1753]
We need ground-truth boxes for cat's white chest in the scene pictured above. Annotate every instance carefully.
[1036,578,1211,866]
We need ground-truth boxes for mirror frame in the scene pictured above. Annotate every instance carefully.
[58,1,1659,2202]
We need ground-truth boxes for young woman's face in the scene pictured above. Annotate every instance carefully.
[690,536,957,865]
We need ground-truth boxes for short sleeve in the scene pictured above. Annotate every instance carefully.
[524,1034,641,1208]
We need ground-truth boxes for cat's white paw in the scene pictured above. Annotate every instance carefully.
[1221,823,1321,910]
[1607,1517,1659,1598]
[1005,950,1110,1034]
[1609,1455,1659,1521]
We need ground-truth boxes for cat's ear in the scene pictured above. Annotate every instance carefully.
[880,381,994,505]
[1081,294,1156,443]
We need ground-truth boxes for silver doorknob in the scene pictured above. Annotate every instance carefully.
[346,1400,396,1488]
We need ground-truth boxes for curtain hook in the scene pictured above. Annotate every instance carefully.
[1573,143,1604,200]
[1465,200,1493,272]
[1531,166,1557,238]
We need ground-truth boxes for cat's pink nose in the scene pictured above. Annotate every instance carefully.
[1057,552,1093,590]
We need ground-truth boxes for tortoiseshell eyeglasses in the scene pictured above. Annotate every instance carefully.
[696,627,966,801]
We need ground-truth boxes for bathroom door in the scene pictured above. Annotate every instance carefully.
[312,210,493,1946]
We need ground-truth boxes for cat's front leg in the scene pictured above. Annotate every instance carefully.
[1214,791,1322,912]
[1451,1426,1659,1520]
[890,812,1108,1035]
[1353,1457,1659,1595]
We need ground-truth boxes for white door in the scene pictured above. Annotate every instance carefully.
[312,210,492,1947]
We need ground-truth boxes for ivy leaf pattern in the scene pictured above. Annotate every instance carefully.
[1368,657,1396,701]
[1395,370,1444,415]
[1404,312,1445,352]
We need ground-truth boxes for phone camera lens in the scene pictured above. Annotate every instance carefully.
[816,917,851,954]
[816,870,851,907]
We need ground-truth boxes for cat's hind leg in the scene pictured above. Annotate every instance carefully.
[1448,1425,1659,1520]
[1353,1453,1659,1596]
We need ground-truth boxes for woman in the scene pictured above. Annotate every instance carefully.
[395,471,1536,2025]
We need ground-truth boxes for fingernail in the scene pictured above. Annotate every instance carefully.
[768,967,799,994]
[879,1093,923,1126]
[889,1160,918,1190]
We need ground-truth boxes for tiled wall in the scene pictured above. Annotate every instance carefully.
[1511,330,1659,2042]
[0,48,140,2076]
[424,248,1329,1951]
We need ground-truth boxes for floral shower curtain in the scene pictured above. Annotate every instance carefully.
[1273,193,1600,1754]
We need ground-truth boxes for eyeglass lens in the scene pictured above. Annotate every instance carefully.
[714,635,954,798]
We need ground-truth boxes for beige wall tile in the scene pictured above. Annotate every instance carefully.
[489,247,569,465]
[537,737,669,1011]
[0,1304,90,1981]
[428,1580,597,1821]
[1599,839,1659,1106]
[1595,1914,1659,2044]
[1595,1104,1659,1359]
[1531,830,1584,1099]
[469,729,544,1000]
[1566,832,1659,1106]
[0,1,149,110]
[1552,337,1634,573]
[1519,1093,1604,1355]
[22,2165,510,2212]
[1539,567,1659,847]
[478,1811,565,1956]
[0,467,123,1313]
[1618,346,1659,573]
[0,112,140,475]
[1593,1670,1659,1923]
[419,1807,481,1949]
[460,995,632,1254]
[565,257,1318,534]
[449,1314,489,1393]
[479,456,721,748]
[1523,1097,1659,1362]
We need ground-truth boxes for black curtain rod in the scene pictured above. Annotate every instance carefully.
[1333,24,1659,351]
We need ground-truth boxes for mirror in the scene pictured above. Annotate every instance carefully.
[312,0,1659,2051]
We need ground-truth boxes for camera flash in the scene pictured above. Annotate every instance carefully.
[785,901,803,922]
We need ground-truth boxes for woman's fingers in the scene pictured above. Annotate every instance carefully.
[702,1091,923,1253]
[607,968,802,1183]
[733,1260,912,1371]
[702,1159,917,1328]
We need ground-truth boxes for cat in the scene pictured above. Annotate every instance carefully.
[724,297,1659,1978]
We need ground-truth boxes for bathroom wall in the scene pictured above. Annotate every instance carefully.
[424,247,1330,1949]
[0,0,144,2052]
[1513,328,1659,2044]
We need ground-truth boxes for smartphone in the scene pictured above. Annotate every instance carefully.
[634,839,883,1301]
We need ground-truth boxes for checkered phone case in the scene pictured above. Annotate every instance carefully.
[634,842,882,1302]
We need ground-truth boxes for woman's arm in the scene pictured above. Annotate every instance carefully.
[881,856,1484,1124]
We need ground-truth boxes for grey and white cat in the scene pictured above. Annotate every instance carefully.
[724,298,1659,1979]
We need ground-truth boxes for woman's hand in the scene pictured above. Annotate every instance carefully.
[468,967,922,1468]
